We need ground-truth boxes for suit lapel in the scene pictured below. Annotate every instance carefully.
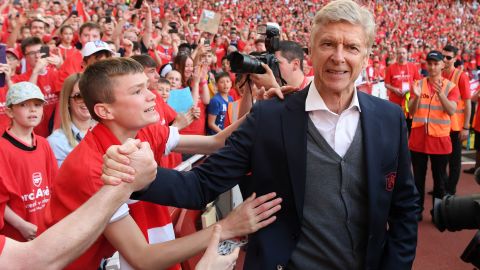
[282,89,308,221]
[358,92,382,231]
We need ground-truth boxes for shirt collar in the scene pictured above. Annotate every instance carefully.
[305,82,361,114]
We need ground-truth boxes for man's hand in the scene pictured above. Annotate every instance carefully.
[460,129,470,141]
[195,225,239,270]
[32,58,48,75]
[102,139,157,191]
[249,63,280,90]
[411,82,421,98]
[218,192,282,240]
[263,85,298,100]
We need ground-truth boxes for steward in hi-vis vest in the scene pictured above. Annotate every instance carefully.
[407,50,460,221]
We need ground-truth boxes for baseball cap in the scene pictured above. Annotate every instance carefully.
[6,82,45,106]
[6,48,19,59]
[426,50,444,62]
[81,40,113,57]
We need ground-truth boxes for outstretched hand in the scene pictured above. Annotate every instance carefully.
[218,192,282,240]
[195,225,239,270]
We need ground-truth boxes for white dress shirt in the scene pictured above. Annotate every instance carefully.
[305,83,361,157]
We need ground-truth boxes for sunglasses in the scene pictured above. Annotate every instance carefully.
[69,93,84,103]
[444,56,454,60]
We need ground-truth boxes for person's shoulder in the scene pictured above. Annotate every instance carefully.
[47,129,67,141]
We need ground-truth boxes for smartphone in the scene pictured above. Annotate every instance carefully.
[105,16,112,24]
[40,45,49,58]
[0,44,5,87]
[134,0,143,9]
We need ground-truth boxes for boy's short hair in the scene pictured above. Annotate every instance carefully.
[79,22,101,37]
[21,36,42,54]
[443,45,459,56]
[158,78,171,85]
[131,54,157,68]
[215,71,231,83]
[79,58,144,122]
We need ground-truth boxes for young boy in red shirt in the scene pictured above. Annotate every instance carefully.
[48,58,281,269]
[0,82,58,242]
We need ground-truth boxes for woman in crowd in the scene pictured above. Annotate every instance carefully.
[48,73,93,167]
[173,52,210,136]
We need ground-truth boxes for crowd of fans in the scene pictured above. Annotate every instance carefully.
[0,0,479,268]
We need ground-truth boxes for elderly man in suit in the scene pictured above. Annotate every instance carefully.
[103,0,420,269]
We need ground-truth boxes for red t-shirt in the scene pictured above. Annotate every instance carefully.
[475,48,480,67]
[154,94,182,169]
[0,131,58,241]
[408,82,460,154]
[49,122,175,270]
[385,62,421,106]
[58,45,79,62]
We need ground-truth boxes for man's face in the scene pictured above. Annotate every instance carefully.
[275,51,300,86]
[396,48,408,64]
[310,21,368,95]
[144,67,160,90]
[255,42,266,52]
[80,28,101,46]
[222,59,231,72]
[103,22,114,36]
[166,71,182,89]
[442,50,455,69]
[106,73,159,131]
[30,21,45,38]
[426,60,444,77]
[24,44,42,67]
[61,27,74,44]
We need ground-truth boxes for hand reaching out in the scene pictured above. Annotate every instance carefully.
[195,225,239,270]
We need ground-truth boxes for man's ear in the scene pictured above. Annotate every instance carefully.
[94,103,114,120]
[293,59,301,71]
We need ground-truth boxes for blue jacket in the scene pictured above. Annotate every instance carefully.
[134,87,420,270]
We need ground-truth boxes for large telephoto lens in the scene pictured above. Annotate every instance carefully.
[229,52,266,74]
[433,194,480,232]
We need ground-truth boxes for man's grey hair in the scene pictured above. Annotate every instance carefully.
[310,0,376,53]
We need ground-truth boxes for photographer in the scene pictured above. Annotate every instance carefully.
[249,40,312,92]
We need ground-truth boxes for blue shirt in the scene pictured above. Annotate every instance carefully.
[207,93,233,135]
[47,123,85,167]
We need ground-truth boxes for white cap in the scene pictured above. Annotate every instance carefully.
[81,40,113,57]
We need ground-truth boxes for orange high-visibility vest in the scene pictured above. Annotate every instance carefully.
[447,68,465,131]
[411,78,455,137]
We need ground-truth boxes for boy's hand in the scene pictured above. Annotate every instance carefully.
[195,225,239,270]
[19,220,37,241]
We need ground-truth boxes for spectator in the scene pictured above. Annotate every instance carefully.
[0,82,58,242]
[47,73,92,167]
[12,37,61,137]
[207,72,233,135]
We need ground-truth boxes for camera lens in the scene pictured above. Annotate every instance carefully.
[433,194,480,232]
[229,52,266,74]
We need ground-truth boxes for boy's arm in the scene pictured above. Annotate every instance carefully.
[104,192,281,270]
[207,114,222,133]
[173,115,245,154]
[4,206,37,241]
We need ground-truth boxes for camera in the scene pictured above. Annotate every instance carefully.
[168,22,178,34]
[228,23,285,85]
[432,173,480,268]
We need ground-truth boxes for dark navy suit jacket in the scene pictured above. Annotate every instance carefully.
[134,87,420,270]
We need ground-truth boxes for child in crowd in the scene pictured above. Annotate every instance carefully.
[157,77,171,102]
[0,82,58,242]
[165,70,183,90]
[207,72,233,135]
